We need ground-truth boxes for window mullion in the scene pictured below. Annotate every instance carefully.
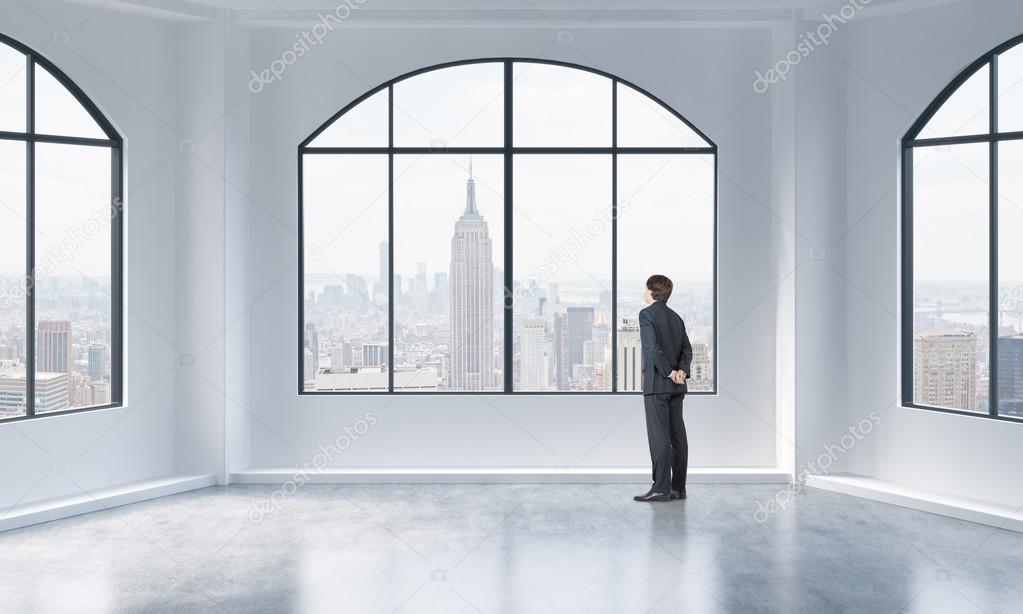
[110,147,123,405]
[611,79,618,392]
[503,60,513,393]
[388,84,395,393]
[990,55,1000,417]
[25,54,35,418]
[901,146,914,407]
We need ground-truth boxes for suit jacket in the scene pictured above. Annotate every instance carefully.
[639,300,693,395]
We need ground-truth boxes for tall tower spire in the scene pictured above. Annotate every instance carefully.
[450,156,494,391]
[464,158,479,218]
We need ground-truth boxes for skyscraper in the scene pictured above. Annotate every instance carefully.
[321,285,344,309]
[361,343,385,367]
[566,307,594,382]
[37,320,72,402]
[689,342,713,391]
[520,317,547,390]
[997,335,1023,417]
[431,272,449,314]
[330,338,353,370]
[552,309,568,390]
[37,320,71,374]
[914,329,977,410]
[434,272,448,295]
[0,371,68,414]
[590,317,610,367]
[346,274,369,311]
[304,323,319,379]
[449,164,495,391]
[87,344,106,382]
[303,348,316,384]
[617,318,641,391]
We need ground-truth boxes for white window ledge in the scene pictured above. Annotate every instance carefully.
[0,474,216,533]
[807,473,1023,534]
[230,467,791,484]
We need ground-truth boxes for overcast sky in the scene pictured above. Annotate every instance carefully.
[4,46,1020,290]
[304,61,715,294]
[0,44,113,280]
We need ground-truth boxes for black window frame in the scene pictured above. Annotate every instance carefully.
[298,58,717,395]
[0,33,123,423]
[902,33,1023,422]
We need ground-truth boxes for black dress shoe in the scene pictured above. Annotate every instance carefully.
[633,490,672,502]
[670,490,687,500]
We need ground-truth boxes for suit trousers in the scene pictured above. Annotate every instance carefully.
[643,392,688,494]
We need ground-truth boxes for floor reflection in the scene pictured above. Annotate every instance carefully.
[0,484,1020,613]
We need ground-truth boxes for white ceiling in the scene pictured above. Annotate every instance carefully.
[117,0,896,8]
[60,0,955,23]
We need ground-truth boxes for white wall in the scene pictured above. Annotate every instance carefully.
[12,0,962,503]
[0,1,1017,520]
[234,22,789,471]
[843,0,1023,507]
[791,19,852,474]
[0,1,180,508]
[172,16,229,482]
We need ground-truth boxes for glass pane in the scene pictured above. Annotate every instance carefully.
[912,143,988,412]
[998,141,1023,418]
[308,88,388,148]
[394,63,503,148]
[918,64,989,140]
[617,154,715,392]
[34,63,106,139]
[617,83,708,148]
[34,143,113,412]
[0,140,26,419]
[302,154,389,392]
[998,43,1023,134]
[0,43,26,133]
[393,155,503,391]
[513,155,612,391]
[513,63,612,147]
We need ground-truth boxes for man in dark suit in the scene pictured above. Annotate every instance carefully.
[634,274,693,503]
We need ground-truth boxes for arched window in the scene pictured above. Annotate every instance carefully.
[300,59,716,394]
[0,34,122,422]
[903,35,1023,420]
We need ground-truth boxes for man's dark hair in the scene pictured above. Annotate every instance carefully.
[646,274,673,302]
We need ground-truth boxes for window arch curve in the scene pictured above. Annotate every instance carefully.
[903,34,1023,420]
[300,58,716,394]
[0,33,123,422]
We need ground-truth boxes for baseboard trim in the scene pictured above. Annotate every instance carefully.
[806,473,1023,534]
[0,474,216,533]
[230,467,791,484]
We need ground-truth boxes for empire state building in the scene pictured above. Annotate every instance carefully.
[449,164,495,391]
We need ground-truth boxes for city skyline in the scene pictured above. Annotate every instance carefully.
[0,273,114,417]
[302,158,716,393]
[448,163,496,391]
[913,279,1023,415]
[299,63,718,394]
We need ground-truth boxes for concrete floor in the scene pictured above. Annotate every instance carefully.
[0,484,1021,613]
